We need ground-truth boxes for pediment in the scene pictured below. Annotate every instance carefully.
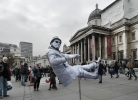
[70,26,89,41]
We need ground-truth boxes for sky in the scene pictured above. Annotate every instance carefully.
[0,0,115,56]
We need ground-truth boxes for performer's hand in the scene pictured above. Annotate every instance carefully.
[75,54,80,59]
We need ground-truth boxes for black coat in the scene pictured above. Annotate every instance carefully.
[0,61,11,81]
[114,61,119,71]
[98,63,103,75]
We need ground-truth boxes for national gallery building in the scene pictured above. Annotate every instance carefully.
[63,0,138,64]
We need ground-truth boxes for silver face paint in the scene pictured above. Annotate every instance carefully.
[51,39,61,49]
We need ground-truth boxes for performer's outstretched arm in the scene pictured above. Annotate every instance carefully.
[63,54,80,60]
[48,53,66,65]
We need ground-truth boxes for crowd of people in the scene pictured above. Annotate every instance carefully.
[0,54,137,99]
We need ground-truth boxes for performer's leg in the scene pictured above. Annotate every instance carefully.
[81,57,100,70]
[78,68,98,79]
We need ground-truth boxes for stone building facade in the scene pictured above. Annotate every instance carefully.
[69,0,138,64]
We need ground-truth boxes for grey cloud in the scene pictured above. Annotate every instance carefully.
[0,0,115,56]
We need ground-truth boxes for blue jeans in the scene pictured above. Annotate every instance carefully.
[21,75,25,86]
[0,76,7,96]
[129,68,137,78]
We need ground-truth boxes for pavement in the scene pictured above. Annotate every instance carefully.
[3,72,138,100]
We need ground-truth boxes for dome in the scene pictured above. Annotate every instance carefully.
[88,4,101,22]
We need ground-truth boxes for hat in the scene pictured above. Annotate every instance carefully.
[50,36,62,44]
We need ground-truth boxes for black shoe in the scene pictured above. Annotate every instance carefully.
[128,78,132,80]
[135,77,137,80]
[116,75,119,78]
[37,89,39,91]
[0,96,3,99]
[4,95,10,97]
[99,81,102,83]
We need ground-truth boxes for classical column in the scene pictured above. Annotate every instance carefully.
[115,34,118,60]
[77,42,80,64]
[92,35,95,60]
[84,38,86,61]
[99,35,101,58]
[81,40,83,63]
[123,31,128,59]
[88,37,90,62]
[104,36,107,59]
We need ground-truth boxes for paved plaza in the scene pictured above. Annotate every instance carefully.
[4,72,138,100]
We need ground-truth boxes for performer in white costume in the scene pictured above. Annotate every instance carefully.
[47,36,100,87]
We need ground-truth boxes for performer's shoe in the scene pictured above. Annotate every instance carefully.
[96,57,101,63]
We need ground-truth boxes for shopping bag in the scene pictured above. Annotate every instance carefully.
[45,77,50,83]
[7,81,12,91]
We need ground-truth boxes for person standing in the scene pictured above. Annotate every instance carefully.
[33,65,42,91]
[0,57,11,99]
[114,60,119,78]
[14,66,19,82]
[48,68,57,90]
[20,63,28,86]
[122,61,126,74]
[128,55,137,80]
[98,61,103,83]
[29,66,34,86]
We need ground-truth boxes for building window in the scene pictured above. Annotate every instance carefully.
[120,51,123,60]
[133,50,137,59]
[132,32,135,40]
[119,35,122,42]
[112,53,116,60]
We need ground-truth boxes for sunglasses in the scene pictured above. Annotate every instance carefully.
[55,41,61,44]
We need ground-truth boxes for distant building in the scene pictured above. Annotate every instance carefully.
[28,55,50,67]
[19,41,33,58]
[0,42,21,58]
[70,0,138,64]
[0,42,25,67]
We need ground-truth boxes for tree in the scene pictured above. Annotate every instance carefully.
[6,53,14,68]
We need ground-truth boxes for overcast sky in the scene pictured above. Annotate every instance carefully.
[0,0,115,56]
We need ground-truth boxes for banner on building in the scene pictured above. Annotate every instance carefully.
[107,36,111,56]
[90,39,92,54]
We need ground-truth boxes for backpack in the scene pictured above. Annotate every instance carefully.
[20,66,26,75]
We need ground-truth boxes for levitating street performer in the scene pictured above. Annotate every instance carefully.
[46,36,100,87]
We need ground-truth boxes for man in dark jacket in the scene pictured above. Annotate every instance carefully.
[0,57,11,99]
[114,60,119,78]
[20,63,28,86]
[98,61,103,83]
[33,65,42,91]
